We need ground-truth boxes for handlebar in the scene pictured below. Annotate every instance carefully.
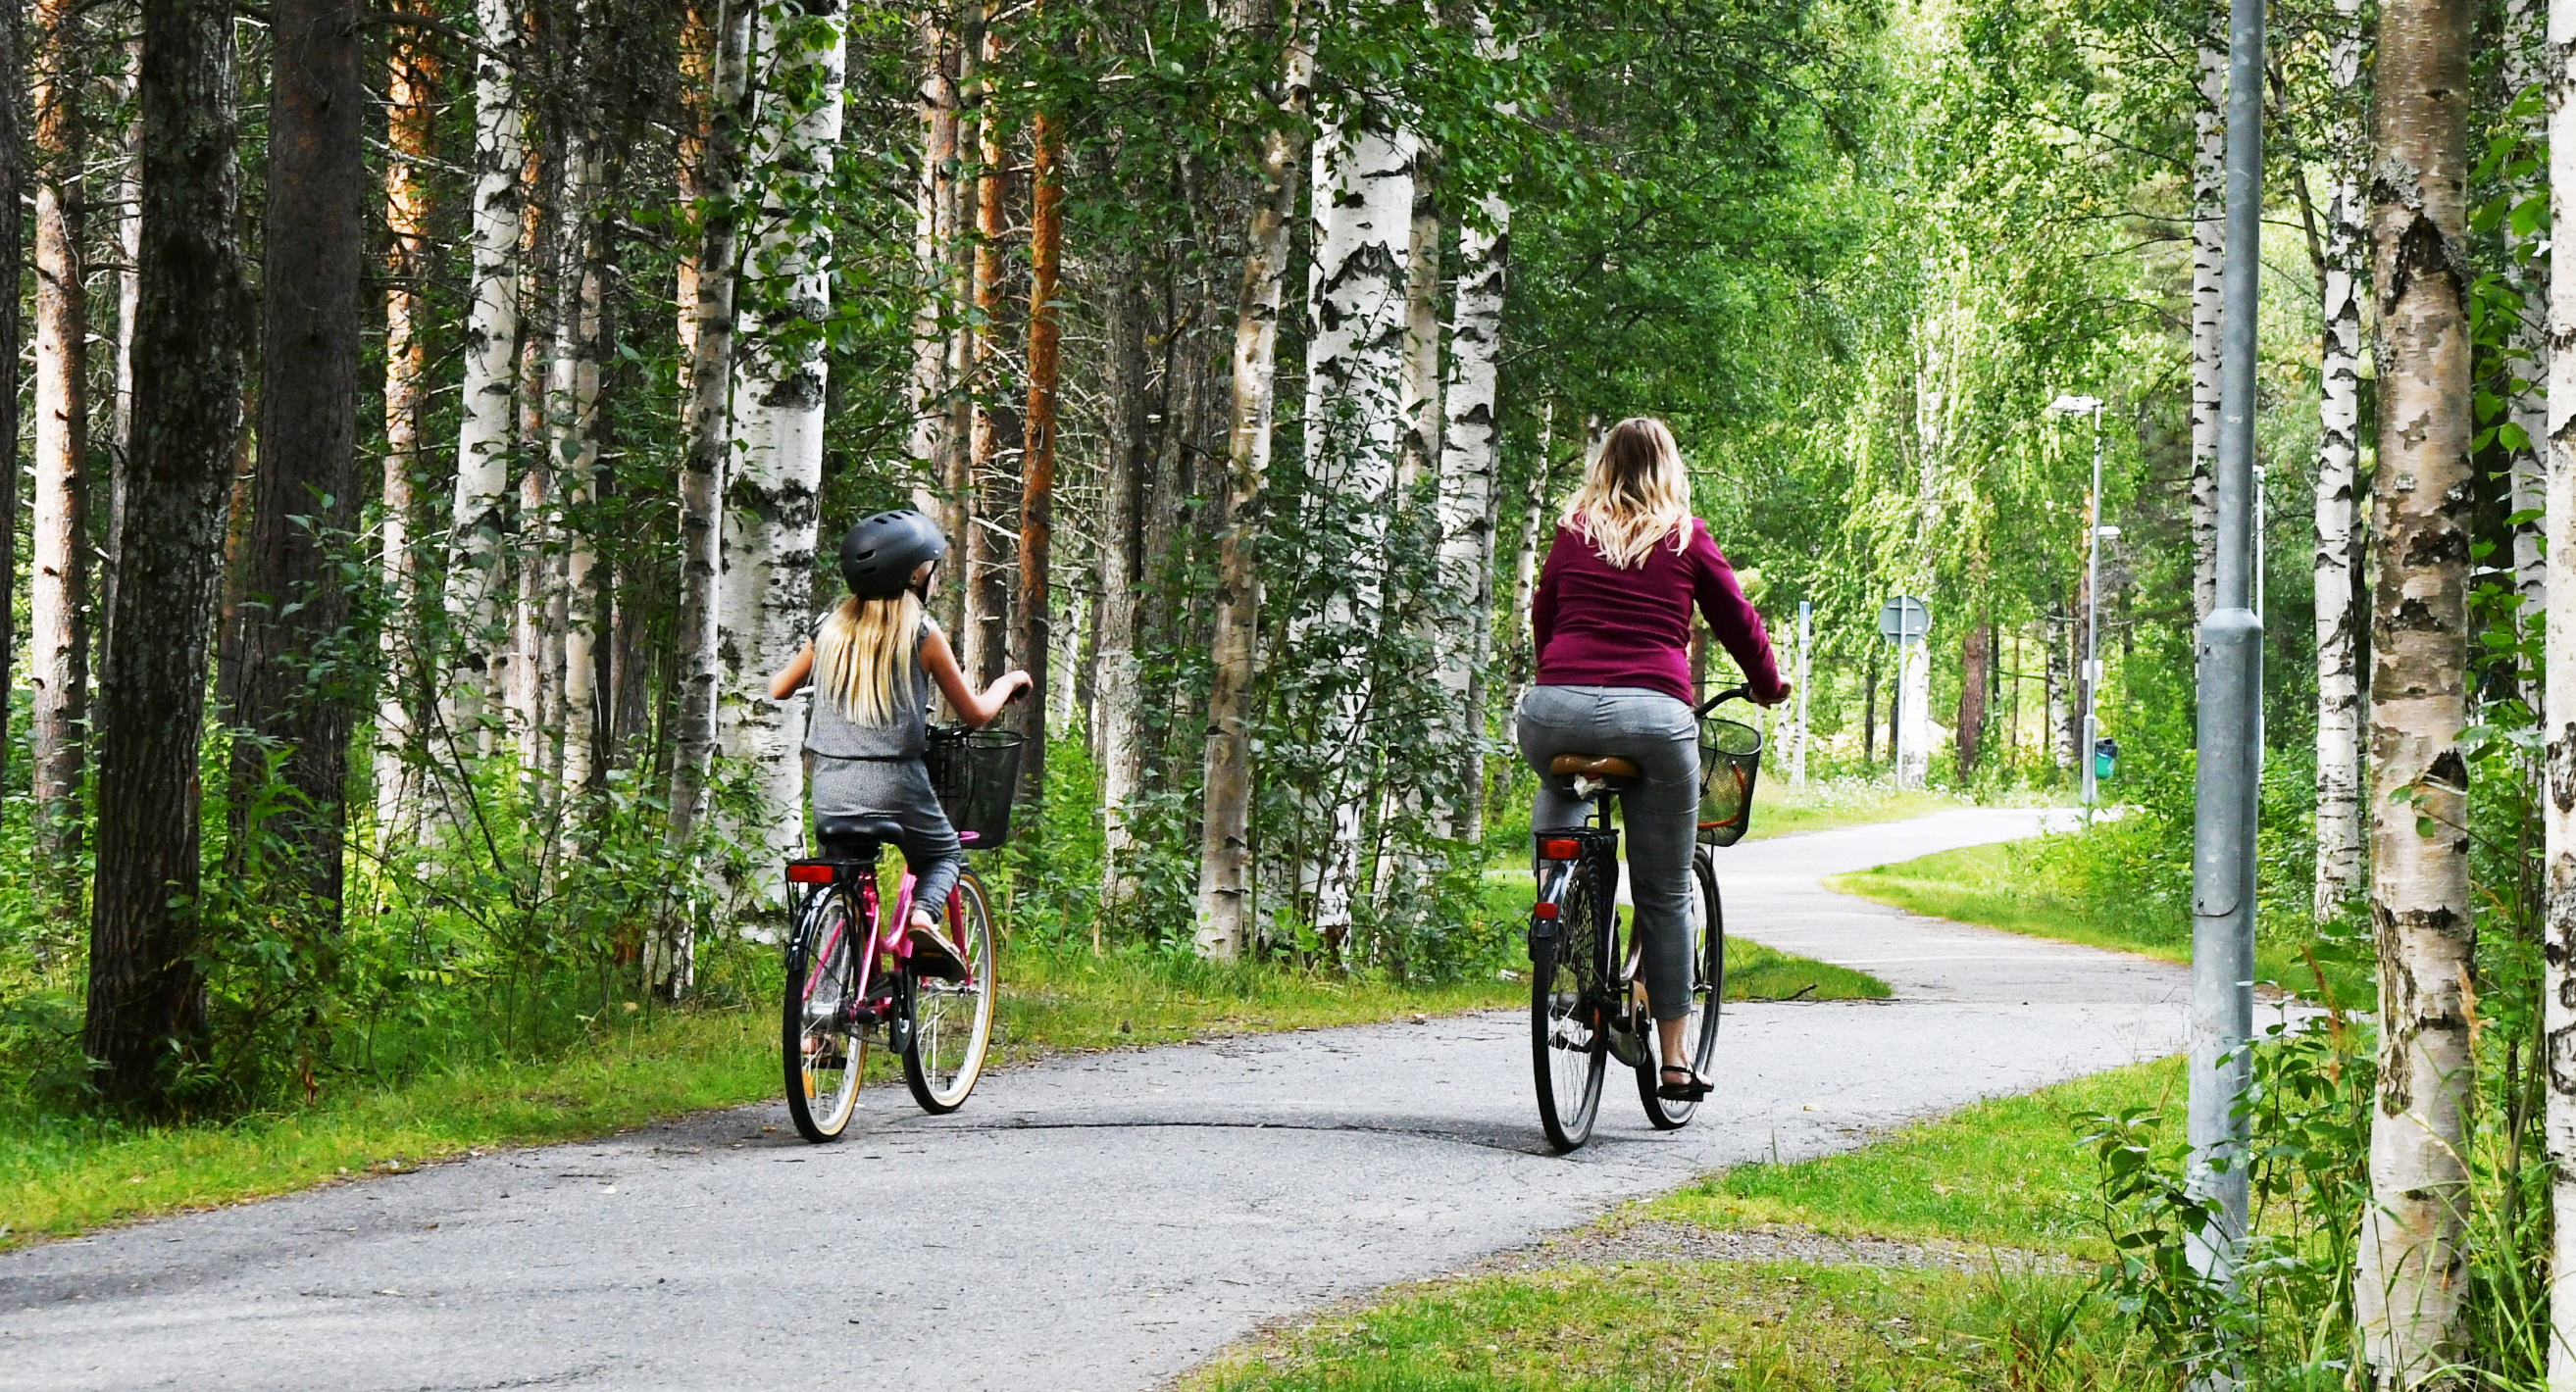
[1693,684,1752,720]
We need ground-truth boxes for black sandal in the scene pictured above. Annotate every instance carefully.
[1658,1066,1714,1101]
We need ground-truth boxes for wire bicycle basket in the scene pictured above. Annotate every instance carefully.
[926,726,1025,850]
[1697,715,1763,847]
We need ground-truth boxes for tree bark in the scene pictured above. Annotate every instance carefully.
[2315,0,2367,920]
[553,139,610,800]
[2353,0,2475,1374]
[1956,615,1989,777]
[2544,0,2576,1374]
[962,25,1014,688]
[84,0,247,1107]
[1436,192,1506,841]
[1095,253,1149,933]
[30,0,88,910]
[1018,106,1063,811]
[443,0,524,756]
[718,0,845,907]
[2508,0,2550,615]
[1195,0,1312,958]
[2190,20,2223,621]
[377,34,436,849]
[659,0,750,996]
[0,0,23,804]
[909,9,960,517]
[229,0,364,915]
[1297,109,1417,946]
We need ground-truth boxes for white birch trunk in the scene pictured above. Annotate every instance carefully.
[2546,3,2576,1376]
[379,36,436,844]
[1298,112,1416,947]
[719,1,844,908]
[512,151,555,779]
[2314,0,2367,920]
[2190,29,2224,621]
[1096,269,1149,927]
[2355,0,2476,1368]
[2509,0,2550,617]
[909,13,957,498]
[445,0,524,756]
[1434,193,1506,840]
[552,137,608,798]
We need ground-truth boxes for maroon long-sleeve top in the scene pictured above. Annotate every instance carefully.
[1531,518,1786,707]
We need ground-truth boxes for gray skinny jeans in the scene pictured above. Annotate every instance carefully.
[1516,684,1699,1021]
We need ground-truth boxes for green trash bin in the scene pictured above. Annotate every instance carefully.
[2094,735,2119,783]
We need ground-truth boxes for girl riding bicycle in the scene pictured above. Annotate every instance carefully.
[769,510,1030,965]
[1521,418,1789,1102]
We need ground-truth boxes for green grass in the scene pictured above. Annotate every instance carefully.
[1827,842,2349,998]
[1744,778,1980,841]
[1722,935,1888,1003]
[1184,1061,2179,1392]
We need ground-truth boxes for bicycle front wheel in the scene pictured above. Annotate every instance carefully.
[783,889,866,1141]
[1639,845,1726,1129]
[903,869,997,1114]
[1532,860,1610,1153]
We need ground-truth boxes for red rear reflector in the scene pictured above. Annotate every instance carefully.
[1533,902,1559,920]
[1541,838,1581,860]
[785,863,834,884]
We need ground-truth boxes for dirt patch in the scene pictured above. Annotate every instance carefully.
[1467,1218,2077,1277]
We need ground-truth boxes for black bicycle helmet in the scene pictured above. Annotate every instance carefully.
[838,510,948,598]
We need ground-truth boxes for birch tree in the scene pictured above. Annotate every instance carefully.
[2314,0,2366,919]
[1434,191,1507,839]
[1096,256,1149,929]
[2353,0,2476,1374]
[2506,0,2549,614]
[30,0,88,905]
[1297,109,1418,947]
[2189,15,2222,620]
[0,0,22,796]
[551,130,610,798]
[2542,0,2576,1377]
[1197,0,1313,958]
[719,0,847,905]
[445,0,527,756]
[378,35,437,845]
[660,0,752,996]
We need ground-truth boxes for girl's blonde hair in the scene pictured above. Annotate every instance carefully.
[814,591,925,725]
[1562,417,1693,570]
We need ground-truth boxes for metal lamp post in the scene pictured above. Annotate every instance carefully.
[2047,394,2107,810]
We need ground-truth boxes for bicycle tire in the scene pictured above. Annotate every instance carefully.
[1532,859,1610,1152]
[902,869,997,1114]
[1638,845,1726,1129]
[783,888,867,1141]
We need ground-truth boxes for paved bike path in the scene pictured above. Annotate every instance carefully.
[4,808,2197,1391]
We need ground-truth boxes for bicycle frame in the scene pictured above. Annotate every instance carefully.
[790,857,979,1023]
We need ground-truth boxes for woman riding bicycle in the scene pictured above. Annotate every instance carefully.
[1521,418,1790,1102]
[768,510,1029,966]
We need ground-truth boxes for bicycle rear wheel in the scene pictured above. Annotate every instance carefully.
[1639,845,1726,1129]
[783,889,866,1141]
[903,869,997,1114]
[1532,859,1610,1152]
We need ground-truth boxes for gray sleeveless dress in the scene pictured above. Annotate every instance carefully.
[804,617,964,912]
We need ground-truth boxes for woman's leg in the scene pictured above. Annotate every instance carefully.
[1515,685,1595,834]
[1597,692,1699,1042]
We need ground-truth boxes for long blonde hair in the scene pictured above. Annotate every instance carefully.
[814,591,925,725]
[1561,417,1693,570]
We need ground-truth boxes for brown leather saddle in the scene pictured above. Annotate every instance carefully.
[1547,753,1642,781]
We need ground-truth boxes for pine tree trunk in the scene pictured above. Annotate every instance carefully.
[0,0,23,807]
[718,0,845,907]
[2545,0,2576,1373]
[1195,0,1312,959]
[1095,255,1148,932]
[2508,0,2549,615]
[377,34,436,849]
[84,0,247,1107]
[1956,617,1989,777]
[444,0,524,761]
[2355,0,2476,1374]
[2315,0,2368,920]
[1017,107,1063,811]
[909,11,959,510]
[230,0,363,914]
[963,32,1015,689]
[1298,110,1417,947]
[2190,23,2223,621]
[659,0,750,996]
[1436,193,1506,840]
[30,0,88,910]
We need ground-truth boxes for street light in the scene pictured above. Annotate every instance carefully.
[2047,393,2106,811]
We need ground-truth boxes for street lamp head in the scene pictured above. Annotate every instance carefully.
[2047,394,2103,416]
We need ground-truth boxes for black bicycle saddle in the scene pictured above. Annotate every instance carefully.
[815,815,906,854]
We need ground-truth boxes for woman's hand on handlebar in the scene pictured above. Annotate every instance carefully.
[1758,678,1793,708]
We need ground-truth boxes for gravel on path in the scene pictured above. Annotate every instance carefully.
[2,807,2202,1392]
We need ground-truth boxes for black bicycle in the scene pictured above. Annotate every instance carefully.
[1528,685,1760,1152]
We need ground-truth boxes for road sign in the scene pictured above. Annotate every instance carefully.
[1878,595,1930,643]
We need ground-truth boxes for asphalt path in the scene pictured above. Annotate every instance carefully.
[5,807,2201,1391]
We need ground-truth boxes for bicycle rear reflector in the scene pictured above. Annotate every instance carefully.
[1533,902,1560,920]
[784,863,835,884]
[1540,838,1581,860]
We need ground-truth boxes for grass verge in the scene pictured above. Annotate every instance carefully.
[1185,1060,2177,1391]
[1744,778,1977,841]
[1826,841,2346,996]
